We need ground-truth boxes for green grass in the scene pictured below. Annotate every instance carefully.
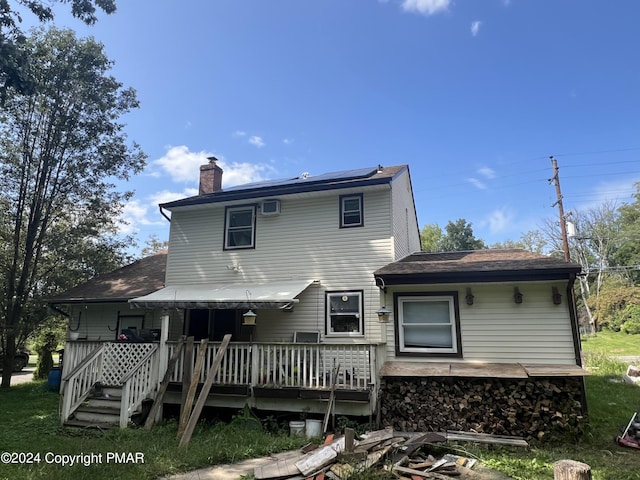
[0,383,308,480]
[2,337,640,480]
[581,329,640,357]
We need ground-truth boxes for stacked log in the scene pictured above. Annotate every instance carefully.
[380,377,586,440]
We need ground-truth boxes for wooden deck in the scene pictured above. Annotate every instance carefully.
[379,361,587,378]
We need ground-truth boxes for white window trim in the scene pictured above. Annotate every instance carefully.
[397,295,459,354]
[224,205,256,249]
[326,291,364,336]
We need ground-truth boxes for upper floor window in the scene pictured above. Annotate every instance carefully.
[340,194,363,228]
[326,291,363,336]
[224,205,256,249]
[396,293,462,357]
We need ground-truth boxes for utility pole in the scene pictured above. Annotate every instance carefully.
[549,156,571,262]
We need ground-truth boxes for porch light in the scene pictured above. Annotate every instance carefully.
[514,287,523,304]
[552,287,562,305]
[376,306,391,323]
[242,309,257,325]
[465,288,474,306]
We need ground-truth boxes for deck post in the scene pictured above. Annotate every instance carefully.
[155,311,170,422]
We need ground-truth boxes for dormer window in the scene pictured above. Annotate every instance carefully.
[340,194,363,228]
[224,205,256,249]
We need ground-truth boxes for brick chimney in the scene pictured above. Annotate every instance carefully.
[199,156,223,195]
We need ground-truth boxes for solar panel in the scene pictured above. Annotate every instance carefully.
[223,166,378,192]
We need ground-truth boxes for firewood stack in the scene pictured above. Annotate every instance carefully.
[380,377,586,440]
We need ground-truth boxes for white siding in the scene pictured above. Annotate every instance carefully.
[391,169,421,260]
[381,281,578,365]
[164,186,404,344]
[64,304,162,341]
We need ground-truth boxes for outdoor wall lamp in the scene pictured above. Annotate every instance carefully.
[376,306,391,323]
[465,288,474,305]
[552,287,562,305]
[514,287,523,304]
[242,309,257,326]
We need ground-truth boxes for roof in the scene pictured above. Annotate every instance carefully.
[161,164,408,210]
[49,251,167,304]
[129,279,316,310]
[373,249,582,285]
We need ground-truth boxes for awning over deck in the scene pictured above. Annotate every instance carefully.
[129,279,316,309]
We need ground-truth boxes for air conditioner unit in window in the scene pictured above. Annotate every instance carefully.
[261,199,280,216]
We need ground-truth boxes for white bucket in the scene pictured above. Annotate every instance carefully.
[289,421,305,436]
[305,419,323,438]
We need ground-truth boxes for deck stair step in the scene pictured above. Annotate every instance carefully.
[63,418,117,430]
[68,385,124,427]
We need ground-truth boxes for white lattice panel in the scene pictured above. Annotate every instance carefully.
[101,343,156,386]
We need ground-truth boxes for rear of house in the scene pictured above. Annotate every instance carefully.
[50,161,586,439]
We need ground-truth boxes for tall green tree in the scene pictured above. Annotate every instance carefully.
[420,223,442,252]
[613,182,640,283]
[438,219,486,252]
[0,28,145,387]
[1,0,116,100]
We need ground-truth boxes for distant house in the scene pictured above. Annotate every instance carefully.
[50,160,586,438]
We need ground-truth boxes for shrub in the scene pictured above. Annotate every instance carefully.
[620,304,640,334]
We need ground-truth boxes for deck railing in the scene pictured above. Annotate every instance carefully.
[167,341,376,390]
[119,345,159,428]
[61,341,159,427]
[60,345,105,424]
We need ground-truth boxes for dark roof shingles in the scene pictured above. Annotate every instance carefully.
[49,251,167,303]
[374,249,582,276]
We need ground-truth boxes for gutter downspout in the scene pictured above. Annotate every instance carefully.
[159,205,171,223]
[567,274,588,416]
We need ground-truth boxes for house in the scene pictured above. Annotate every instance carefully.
[50,160,587,439]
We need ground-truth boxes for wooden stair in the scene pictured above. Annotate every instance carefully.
[64,385,123,429]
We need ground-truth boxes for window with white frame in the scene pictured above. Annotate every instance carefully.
[396,293,462,356]
[340,194,363,228]
[224,205,256,249]
[326,291,363,335]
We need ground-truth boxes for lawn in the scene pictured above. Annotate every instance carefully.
[581,329,640,357]
[1,336,639,480]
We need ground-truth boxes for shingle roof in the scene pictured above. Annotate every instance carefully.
[161,164,408,209]
[374,249,582,285]
[48,251,167,304]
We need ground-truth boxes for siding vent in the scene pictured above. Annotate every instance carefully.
[261,199,281,216]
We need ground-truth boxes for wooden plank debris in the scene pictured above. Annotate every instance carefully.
[256,428,517,479]
[177,338,208,438]
[178,334,231,448]
[445,430,529,447]
[144,336,185,430]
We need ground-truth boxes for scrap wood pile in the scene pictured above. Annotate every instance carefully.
[254,427,527,480]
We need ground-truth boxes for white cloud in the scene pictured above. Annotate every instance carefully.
[153,145,213,183]
[233,130,247,137]
[471,20,481,36]
[283,138,294,145]
[401,0,451,16]
[485,208,513,234]
[467,178,487,190]
[249,135,266,148]
[119,199,164,235]
[152,145,275,188]
[478,166,495,179]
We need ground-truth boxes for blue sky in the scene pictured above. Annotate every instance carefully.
[44,0,640,253]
